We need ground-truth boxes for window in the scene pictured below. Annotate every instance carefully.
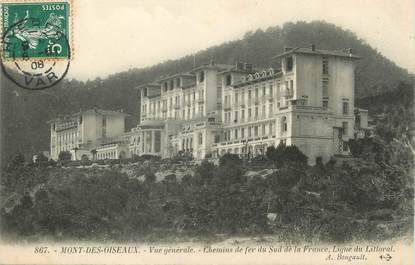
[269,84,273,96]
[343,102,349,115]
[269,122,274,135]
[281,116,287,132]
[285,56,293,72]
[322,56,329,75]
[198,133,203,145]
[343,141,348,152]
[254,126,259,137]
[225,74,232,86]
[248,127,252,137]
[356,114,361,128]
[322,78,329,97]
[269,104,273,117]
[248,108,252,120]
[262,124,266,135]
[199,71,205,82]
[176,78,181,87]
[255,107,258,118]
[234,129,238,139]
[241,128,245,138]
[170,80,174,90]
[323,100,328,108]
[214,135,220,143]
[234,111,238,123]
[234,92,239,103]
[155,131,161,152]
[342,122,348,136]
[262,105,266,118]
[241,109,245,121]
[262,85,266,97]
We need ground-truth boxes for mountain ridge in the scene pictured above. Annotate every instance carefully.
[1,20,413,163]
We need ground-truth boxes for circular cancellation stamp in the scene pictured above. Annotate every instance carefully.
[1,0,73,90]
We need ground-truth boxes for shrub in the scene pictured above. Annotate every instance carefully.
[58,151,72,161]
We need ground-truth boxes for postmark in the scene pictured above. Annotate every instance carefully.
[1,1,72,90]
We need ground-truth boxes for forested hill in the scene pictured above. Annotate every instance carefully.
[1,21,413,163]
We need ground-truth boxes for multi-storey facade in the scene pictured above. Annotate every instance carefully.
[48,109,128,160]
[133,46,361,164]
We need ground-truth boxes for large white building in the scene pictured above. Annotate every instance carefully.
[49,46,363,165]
[131,46,361,164]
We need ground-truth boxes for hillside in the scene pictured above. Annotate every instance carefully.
[1,142,413,242]
[1,21,413,163]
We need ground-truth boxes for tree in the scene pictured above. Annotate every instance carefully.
[266,143,307,167]
[58,151,72,161]
[219,153,241,167]
[144,172,156,185]
[36,152,49,163]
[7,153,25,170]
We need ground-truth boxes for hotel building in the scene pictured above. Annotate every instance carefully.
[132,46,361,164]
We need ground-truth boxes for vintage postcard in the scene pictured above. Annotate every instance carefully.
[0,0,413,264]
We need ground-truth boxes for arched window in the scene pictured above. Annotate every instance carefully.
[268,68,274,75]
[281,116,287,132]
[262,71,267,77]
[247,74,253,81]
[254,73,260,79]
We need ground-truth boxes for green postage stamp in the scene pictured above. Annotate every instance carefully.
[1,1,71,60]
[1,0,72,90]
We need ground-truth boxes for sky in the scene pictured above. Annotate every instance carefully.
[69,0,414,80]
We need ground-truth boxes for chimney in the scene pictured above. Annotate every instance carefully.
[347,48,352,54]
[311,44,316,51]
[244,63,253,73]
[284,47,293,52]
[210,60,215,66]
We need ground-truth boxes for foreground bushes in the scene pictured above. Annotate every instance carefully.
[1,141,413,243]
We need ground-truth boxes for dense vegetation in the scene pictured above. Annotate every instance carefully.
[1,21,413,165]
[1,133,413,243]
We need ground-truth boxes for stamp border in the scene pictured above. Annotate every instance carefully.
[0,0,74,61]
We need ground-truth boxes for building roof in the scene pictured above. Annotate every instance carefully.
[76,108,129,117]
[232,69,282,88]
[135,83,160,90]
[47,108,129,123]
[157,72,195,82]
[219,65,264,75]
[190,62,234,73]
[272,47,362,60]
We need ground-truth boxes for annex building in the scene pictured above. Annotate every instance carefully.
[48,109,129,161]
[130,46,363,165]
